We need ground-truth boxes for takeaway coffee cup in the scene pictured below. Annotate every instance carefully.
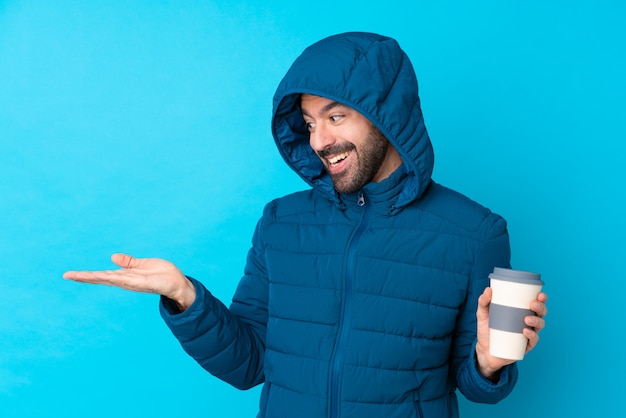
[488,267,543,360]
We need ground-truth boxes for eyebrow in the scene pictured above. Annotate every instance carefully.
[301,100,344,118]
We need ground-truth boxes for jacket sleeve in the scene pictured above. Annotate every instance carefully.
[451,214,519,403]
[159,211,270,390]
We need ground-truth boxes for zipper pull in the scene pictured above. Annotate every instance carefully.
[357,192,366,206]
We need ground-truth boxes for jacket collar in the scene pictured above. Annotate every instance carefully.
[338,164,413,216]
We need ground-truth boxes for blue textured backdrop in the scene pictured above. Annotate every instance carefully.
[1,1,624,417]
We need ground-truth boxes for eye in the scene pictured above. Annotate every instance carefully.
[304,121,316,132]
[329,114,344,123]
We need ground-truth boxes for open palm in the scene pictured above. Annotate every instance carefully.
[64,253,196,311]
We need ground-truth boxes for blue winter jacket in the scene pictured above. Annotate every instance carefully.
[160,32,518,417]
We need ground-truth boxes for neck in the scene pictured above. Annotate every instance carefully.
[372,145,403,183]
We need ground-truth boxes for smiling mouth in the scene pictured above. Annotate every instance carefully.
[327,151,350,167]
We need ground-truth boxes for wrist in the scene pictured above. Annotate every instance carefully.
[475,346,502,383]
[170,276,197,313]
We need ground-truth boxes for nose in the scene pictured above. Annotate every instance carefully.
[309,123,335,153]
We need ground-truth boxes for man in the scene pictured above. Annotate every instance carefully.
[65,32,548,417]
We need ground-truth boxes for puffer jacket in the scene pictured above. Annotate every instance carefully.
[160,32,518,418]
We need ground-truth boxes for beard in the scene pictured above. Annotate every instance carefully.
[322,126,390,194]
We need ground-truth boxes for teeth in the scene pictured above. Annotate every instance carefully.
[328,152,349,165]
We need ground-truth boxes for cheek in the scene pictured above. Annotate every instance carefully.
[338,122,367,141]
[346,125,374,148]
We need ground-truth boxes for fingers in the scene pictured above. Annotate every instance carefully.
[522,292,548,354]
[63,253,140,287]
[533,292,549,317]
[111,253,141,269]
[63,268,155,294]
[63,254,140,280]
[63,268,127,284]
[63,253,139,282]
[530,292,548,323]
[63,270,98,280]
[524,292,548,331]
[525,313,545,331]
[523,326,540,352]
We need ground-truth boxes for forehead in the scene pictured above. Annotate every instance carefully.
[300,94,349,116]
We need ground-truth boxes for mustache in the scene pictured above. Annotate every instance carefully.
[317,143,355,158]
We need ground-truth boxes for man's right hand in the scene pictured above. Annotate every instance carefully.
[63,253,196,312]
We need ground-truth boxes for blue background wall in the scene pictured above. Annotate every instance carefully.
[1,1,624,417]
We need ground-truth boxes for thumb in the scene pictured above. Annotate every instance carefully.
[111,253,141,269]
[476,287,492,321]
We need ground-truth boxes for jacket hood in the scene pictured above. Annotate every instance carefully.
[271,32,434,210]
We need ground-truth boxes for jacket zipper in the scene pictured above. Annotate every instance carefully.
[329,191,370,418]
